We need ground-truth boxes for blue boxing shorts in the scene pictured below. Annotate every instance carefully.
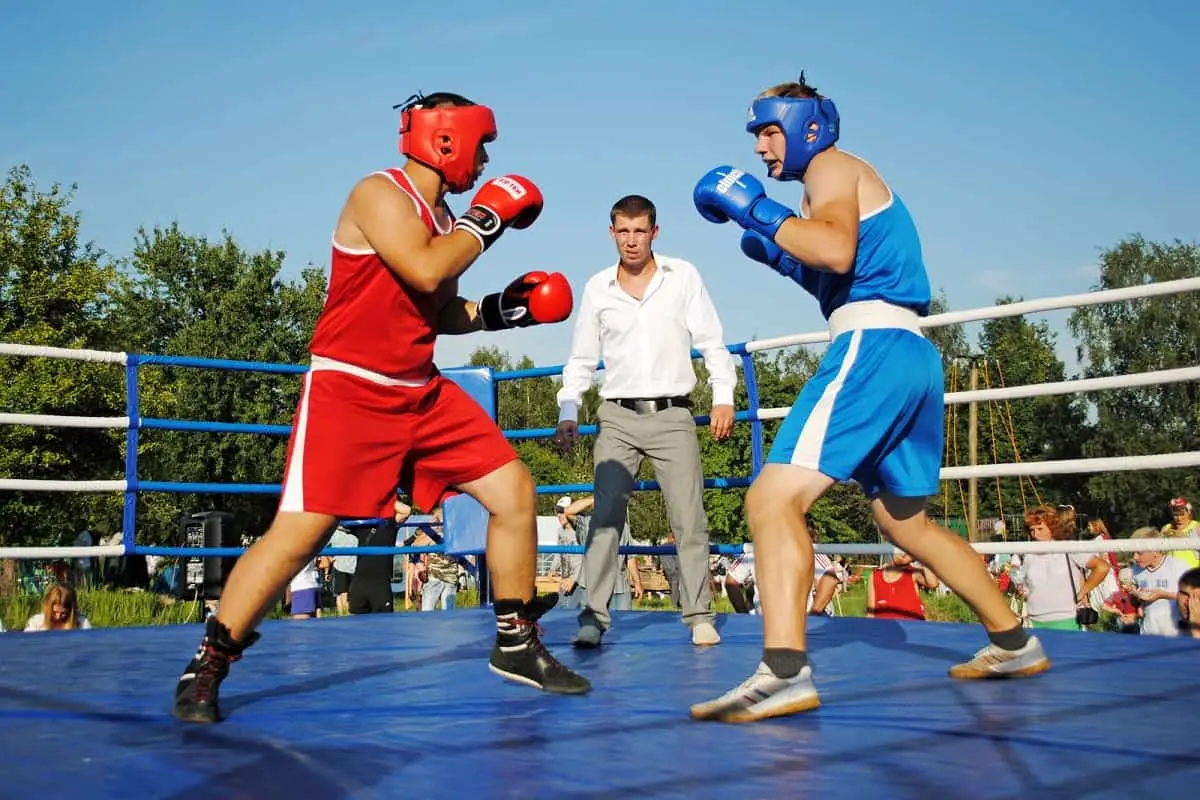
[766,323,944,498]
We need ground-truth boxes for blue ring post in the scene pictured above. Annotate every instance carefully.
[742,353,764,478]
[121,356,141,554]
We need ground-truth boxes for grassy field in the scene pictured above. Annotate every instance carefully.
[0,576,982,632]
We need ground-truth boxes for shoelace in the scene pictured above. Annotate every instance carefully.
[192,645,229,703]
[511,616,545,639]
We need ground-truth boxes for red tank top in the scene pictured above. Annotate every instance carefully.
[870,567,926,621]
[308,168,449,380]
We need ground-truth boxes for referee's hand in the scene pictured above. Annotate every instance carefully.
[709,404,734,441]
[554,420,579,454]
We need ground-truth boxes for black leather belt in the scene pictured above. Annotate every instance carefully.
[609,396,692,415]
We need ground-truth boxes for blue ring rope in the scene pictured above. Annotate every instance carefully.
[112,342,766,557]
[741,353,765,477]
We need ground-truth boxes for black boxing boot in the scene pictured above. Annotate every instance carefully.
[172,615,260,724]
[489,595,591,695]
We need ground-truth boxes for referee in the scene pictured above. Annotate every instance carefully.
[554,194,737,648]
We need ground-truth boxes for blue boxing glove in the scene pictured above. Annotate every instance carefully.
[693,166,796,241]
[740,230,801,279]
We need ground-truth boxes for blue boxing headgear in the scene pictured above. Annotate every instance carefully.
[746,95,840,181]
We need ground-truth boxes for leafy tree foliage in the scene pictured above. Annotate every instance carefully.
[115,223,327,544]
[0,166,125,547]
[1069,236,1200,534]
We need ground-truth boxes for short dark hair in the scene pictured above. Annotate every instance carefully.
[395,91,476,113]
[760,71,825,101]
[417,91,475,108]
[610,194,656,226]
[1181,567,1200,590]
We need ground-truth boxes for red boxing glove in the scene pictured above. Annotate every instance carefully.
[454,175,544,253]
[479,271,573,330]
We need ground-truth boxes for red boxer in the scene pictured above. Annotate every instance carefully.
[172,92,589,728]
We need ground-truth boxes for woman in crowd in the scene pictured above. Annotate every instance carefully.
[1014,505,1110,631]
[24,583,91,631]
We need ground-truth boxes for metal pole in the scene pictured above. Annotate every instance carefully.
[968,357,979,542]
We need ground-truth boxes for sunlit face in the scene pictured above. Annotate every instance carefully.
[1029,521,1053,541]
[893,552,914,567]
[610,213,657,269]
[1179,584,1195,623]
[1170,507,1191,528]
[753,124,788,178]
[1133,549,1162,569]
[471,141,491,184]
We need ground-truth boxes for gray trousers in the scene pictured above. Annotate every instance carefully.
[579,401,713,629]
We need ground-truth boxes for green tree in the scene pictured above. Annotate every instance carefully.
[0,165,126,551]
[1068,236,1200,535]
[115,224,327,544]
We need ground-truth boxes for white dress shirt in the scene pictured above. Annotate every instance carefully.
[556,255,738,423]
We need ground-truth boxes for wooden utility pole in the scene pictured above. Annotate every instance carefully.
[967,357,979,542]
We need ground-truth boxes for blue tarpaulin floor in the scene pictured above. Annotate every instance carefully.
[0,608,1196,799]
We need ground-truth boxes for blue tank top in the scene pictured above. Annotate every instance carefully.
[795,190,932,320]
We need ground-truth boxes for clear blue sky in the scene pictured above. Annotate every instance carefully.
[2,1,1196,375]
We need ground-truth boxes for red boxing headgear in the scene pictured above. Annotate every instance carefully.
[398,97,497,193]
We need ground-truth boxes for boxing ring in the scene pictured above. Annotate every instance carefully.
[2,278,1200,798]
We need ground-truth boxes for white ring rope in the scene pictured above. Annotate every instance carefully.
[0,546,126,559]
[940,366,1200,405]
[0,342,128,364]
[939,452,1200,480]
[0,413,131,429]
[1,278,1194,364]
[0,479,127,492]
[743,275,1200,352]
[814,537,1200,557]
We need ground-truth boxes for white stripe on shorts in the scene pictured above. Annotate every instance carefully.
[791,329,863,470]
[279,371,315,513]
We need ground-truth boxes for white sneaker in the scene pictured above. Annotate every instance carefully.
[949,635,1051,679]
[691,621,720,646]
[690,663,820,723]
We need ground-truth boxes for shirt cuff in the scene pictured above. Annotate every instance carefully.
[711,386,735,408]
[558,401,580,423]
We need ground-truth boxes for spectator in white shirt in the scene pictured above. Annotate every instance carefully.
[554,194,737,648]
[1129,527,1190,637]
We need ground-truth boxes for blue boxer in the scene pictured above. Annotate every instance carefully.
[694,99,942,499]
[688,73,1049,725]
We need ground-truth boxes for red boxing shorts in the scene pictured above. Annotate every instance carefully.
[278,363,518,517]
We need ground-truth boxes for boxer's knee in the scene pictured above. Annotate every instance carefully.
[746,464,834,525]
[262,512,339,558]
[461,459,536,526]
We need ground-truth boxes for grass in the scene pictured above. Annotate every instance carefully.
[1,574,983,632]
[1,588,203,632]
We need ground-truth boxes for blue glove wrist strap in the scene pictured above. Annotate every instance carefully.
[747,197,796,240]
